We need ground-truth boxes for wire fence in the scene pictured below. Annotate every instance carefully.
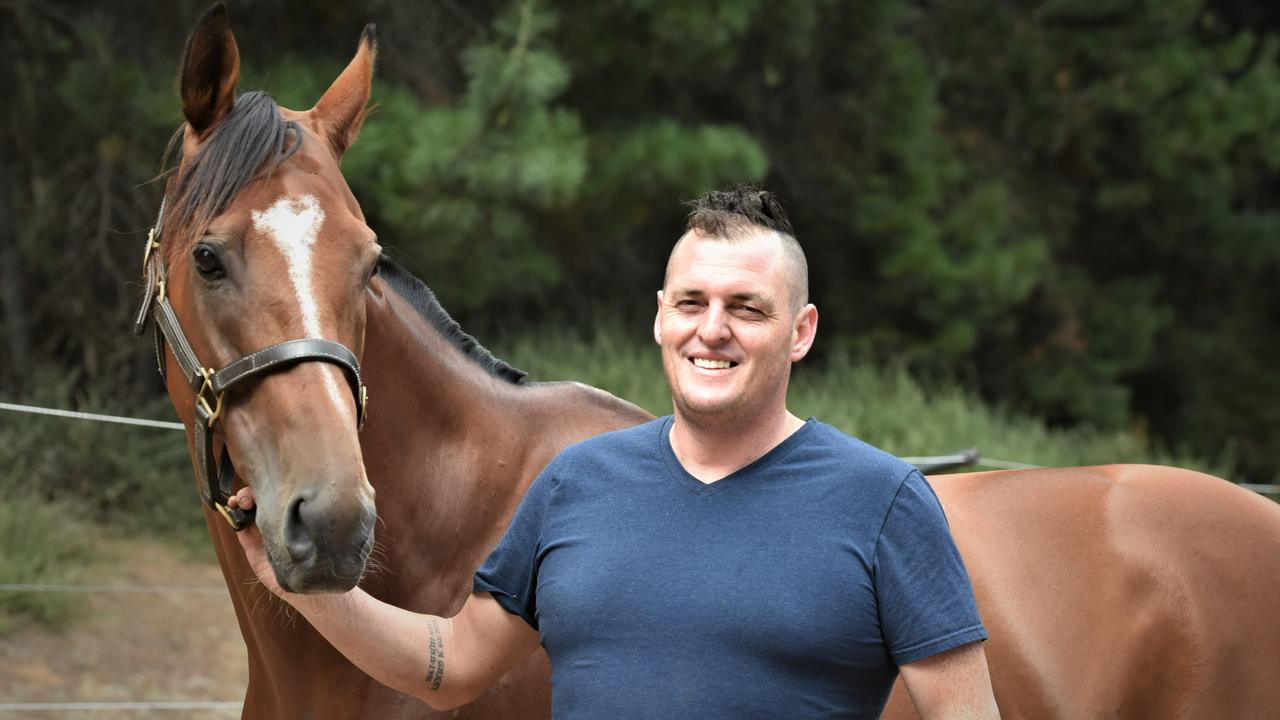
[3,400,1276,491]
[0,400,1041,471]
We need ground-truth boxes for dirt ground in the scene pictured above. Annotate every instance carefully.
[0,539,247,719]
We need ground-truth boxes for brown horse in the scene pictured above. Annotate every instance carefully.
[143,7,1280,718]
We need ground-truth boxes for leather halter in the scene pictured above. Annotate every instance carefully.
[134,198,368,531]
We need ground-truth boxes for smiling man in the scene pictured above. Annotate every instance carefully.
[654,193,818,483]
[232,186,999,719]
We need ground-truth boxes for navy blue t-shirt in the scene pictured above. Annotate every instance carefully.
[474,417,986,719]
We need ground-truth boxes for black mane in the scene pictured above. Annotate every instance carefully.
[159,90,298,249]
[376,257,526,384]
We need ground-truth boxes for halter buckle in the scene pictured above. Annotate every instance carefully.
[142,228,160,274]
[196,367,226,427]
[358,384,368,431]
[215,501,251,532]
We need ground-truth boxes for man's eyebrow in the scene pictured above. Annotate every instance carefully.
[727,291,770,306]
[668,288,705,300]
[669,288,773,306]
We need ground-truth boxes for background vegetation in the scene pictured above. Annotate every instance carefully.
[2,0,1277,625]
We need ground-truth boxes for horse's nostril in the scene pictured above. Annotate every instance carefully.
[283,494,315,562]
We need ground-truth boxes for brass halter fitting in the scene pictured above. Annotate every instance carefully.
[196,367,226,427]
[214,502,244,530]
[141,228,160,274]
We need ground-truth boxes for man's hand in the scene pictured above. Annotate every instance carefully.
[226,488,284,596]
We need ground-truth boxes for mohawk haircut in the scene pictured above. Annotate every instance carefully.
[671,185,809,309]
[683,185,796,239]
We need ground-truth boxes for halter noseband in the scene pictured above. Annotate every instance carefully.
[134,198,369,531]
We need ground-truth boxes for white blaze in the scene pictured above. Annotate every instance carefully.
[251,194,350,419]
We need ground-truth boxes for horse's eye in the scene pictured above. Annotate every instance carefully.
[193,245,225,279]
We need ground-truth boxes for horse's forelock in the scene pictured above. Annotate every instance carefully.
[158,91,298,260]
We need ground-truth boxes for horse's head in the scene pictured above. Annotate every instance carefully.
[153,5,380,593]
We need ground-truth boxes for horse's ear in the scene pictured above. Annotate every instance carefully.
[312,24,377,158]
[179,3,240,138]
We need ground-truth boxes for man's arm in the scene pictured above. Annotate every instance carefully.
[898,641,1000,719]
[231,493,541,710]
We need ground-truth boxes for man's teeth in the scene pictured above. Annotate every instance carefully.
[692,358,733,370]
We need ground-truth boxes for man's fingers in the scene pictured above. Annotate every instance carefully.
[228,487,256,510]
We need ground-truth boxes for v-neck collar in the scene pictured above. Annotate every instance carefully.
[657,415,817,496]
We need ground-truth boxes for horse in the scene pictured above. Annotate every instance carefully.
[140,6,1280,718]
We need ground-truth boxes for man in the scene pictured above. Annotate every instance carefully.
[230,186,999,718]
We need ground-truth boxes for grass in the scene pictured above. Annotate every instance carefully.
[0,371,210,632]
[0,494,100,634]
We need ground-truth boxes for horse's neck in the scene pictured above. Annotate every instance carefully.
[215,280,652,712]
[354,283,654,613]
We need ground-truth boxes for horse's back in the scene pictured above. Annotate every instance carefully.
[883,465,1280,719]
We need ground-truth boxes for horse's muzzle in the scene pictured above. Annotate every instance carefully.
[273,485,376,593]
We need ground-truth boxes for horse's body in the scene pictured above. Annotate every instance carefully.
[152,8,1280,719]
[884,465,1280,719]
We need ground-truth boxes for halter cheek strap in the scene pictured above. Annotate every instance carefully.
[134,199,369,531]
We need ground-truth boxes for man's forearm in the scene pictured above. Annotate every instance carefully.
[287,588,468,708]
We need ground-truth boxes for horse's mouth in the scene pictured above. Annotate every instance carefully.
[271,529,375,594]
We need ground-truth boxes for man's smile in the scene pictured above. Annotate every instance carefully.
[690,357,738,370]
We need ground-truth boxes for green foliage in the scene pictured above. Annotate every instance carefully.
[3,0,1278,484]
[340,1,583,312]
[0,495,98,633]
[0,370,206,630]
[0,370,205,544]
[498,321,672,416]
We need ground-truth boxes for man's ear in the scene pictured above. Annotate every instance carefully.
[312,24,377,158]
[653,291,665,346]
[790,304,818,362]
[179,3,240,138]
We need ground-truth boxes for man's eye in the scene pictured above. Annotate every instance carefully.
[192,245,225,279]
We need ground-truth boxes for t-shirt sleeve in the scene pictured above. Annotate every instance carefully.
[472,462,557,631]
[875,469,987,665]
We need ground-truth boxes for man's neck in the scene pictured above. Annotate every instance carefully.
[669,409,806,484]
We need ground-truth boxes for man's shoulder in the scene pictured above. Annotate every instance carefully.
[549,416,668,471]
[798,418,918,488]
[804,419,909,463]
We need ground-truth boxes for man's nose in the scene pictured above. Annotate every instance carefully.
[697,304,731,344]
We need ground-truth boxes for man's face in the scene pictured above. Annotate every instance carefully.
[654,229,817,428]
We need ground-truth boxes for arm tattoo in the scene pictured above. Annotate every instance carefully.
[425,618,446,691]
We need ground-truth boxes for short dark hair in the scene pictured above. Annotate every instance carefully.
[669,185,809,310]
[683,185,796,239]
